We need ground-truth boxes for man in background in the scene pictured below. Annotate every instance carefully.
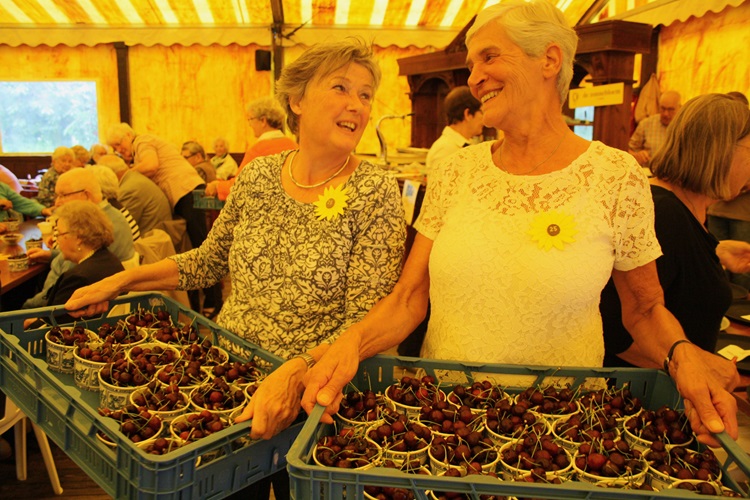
[628,90,682,166]
[425,86,484,171]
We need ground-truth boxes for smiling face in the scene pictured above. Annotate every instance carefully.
[466,22,545,131]
[291,62,374,152]
[111,132,135,162]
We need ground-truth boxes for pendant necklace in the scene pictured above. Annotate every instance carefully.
[288,150,350,189]
[497,133,566,175]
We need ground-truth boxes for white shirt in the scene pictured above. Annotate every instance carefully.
[425,126,469,171]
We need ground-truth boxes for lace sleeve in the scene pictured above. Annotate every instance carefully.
[328,172,406,340]
[612,161,662,270]
[414,155,463,239]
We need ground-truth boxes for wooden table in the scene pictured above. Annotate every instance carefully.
[0,219,49,296]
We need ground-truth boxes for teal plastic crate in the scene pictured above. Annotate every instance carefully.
[0,292,303,499]
[193,189,225,210]
[287,355,750,499]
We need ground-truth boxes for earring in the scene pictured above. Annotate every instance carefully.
[77,246,81,251]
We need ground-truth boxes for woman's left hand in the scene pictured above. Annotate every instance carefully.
[716,240,750,274]
[234,357,307,440]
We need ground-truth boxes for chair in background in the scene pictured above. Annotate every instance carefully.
[0,396,63,494]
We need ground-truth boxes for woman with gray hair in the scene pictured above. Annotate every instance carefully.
[204,97,297,200]
[300,0,739,448]
[24,201,124,328]
[210,137,238,180]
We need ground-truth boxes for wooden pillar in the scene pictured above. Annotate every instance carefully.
[575,21,652,151]
[114,42,131,125]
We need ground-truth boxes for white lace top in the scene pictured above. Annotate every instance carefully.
[172,151,406,360]
[414,141,661,367]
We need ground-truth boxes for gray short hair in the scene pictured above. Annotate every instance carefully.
[57,168,103,202]
[85,165,120,200]
[55,200,114,250]
[97,154,128,176]
[276,39,381,135]
[181,141,206,160]
[51,146,74,161]
[246,98,286,130]
[106,123,135,146]
[466,0,578,105]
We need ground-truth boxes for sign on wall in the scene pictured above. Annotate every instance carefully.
[568,82,625,109]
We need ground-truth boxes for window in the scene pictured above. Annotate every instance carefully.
[573,105,594,142]
[0,81,98,153]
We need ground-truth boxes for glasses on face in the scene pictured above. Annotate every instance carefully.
[182,152,197,160]
[57,230,71,237]
[56,189,86,200]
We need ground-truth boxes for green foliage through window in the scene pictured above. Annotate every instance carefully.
[0,81,98,153]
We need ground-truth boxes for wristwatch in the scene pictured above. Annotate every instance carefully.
[294,352,315,369]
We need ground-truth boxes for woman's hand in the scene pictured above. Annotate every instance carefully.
[670,343,739,447]
[0,199,13,210]
[27,248,51,263]
[301,334,359,423]
[41,207,54,217]
[716,240,750,274]
[204,181,219,197]
[64,275,123,317]
[234,357,307,440]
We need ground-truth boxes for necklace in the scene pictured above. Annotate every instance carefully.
[497,133,566,175]
[288,150,351,189]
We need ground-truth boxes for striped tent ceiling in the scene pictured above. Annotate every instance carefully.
[0,0,742,47]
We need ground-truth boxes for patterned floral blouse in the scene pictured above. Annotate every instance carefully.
[171,150,406,359]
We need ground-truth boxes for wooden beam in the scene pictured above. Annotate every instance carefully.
[114,42,131,124]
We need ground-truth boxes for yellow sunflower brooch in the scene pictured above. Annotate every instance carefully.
[313,184,350,221]
[528,210,578,251]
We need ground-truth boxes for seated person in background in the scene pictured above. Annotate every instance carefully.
[0,164,23,193]
[181,141,217,183]
[71,144,91,168]
[707,91,750,289]
[97,154,172,235]
[37,146,77,207]
[0,181,53,232]
[425,86,484,171]
[23,168,135,309]
[24,201,124,329]
[89,143,109,164]
[210,137,238,180]
[602,94,749,376]
[85,165,141,242]
[205,97,297,200]
[628,90,682,166]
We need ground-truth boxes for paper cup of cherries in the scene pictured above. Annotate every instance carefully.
[74,341,127,391]
[366,415,432,466]
[552,409,621,453]
[498,431,572,480]
[95,320,147,345]
[130,380,190,422]
[429,463,502,500]
[572,437,647,486]
[151,322,201,346]
[428,430,499,476]
[385,375,446,420]
[364,459,431,500]
[483,397,546,445]
[156,360,211,391]
[189,377,246,418]
[98,358,156,410]
[210,360,265,387]
[313,427,382,470]
[515,385,579,424]
[446,380,506,414]
[337,388,384,429]
[622,405,694,452]
[180,338,229,367]
[418,401,484,439]
[45,325,95,373]
[645,441,722,490]
[97,405,164,448]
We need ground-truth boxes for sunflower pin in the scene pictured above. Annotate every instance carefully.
[528,210,578,251]
[313,184,350,221]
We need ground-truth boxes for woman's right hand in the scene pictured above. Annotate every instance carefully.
[27,248,52,263]
[301,332,359,422]
[64,275,123,317]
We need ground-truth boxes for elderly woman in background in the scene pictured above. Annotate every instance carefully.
[85,165,141,242]
[66,42,406,487]
[602,94,750,369]
[210,137,238,180]
[71,145,91,168]
[181,141,217,184]
[25,201,123,328]
[296,1,738,447]
[106,122,215,315]
[204,97,297,200]
[89,143,109,164]
[37,146,77,207]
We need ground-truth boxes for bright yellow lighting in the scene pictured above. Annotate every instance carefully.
[405,0,427,26]
[335,0,351,25]
[192,0,215,24]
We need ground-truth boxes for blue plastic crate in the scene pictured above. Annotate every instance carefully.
[193,189,225,210]
[287,355,750,499]
[0,292,304,499]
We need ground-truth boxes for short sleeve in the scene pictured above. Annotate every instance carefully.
[612,163,662,271]
[414,154,464,240]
